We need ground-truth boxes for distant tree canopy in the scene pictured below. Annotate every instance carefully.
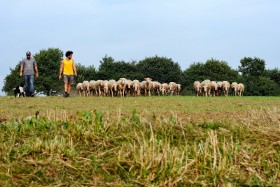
[238,57,280,96]
[33,48,63,95]
[265,68,280,88]
[76,64,96,84]
[2,64,22,95]
[3,48,64,95]
[96,56,140,80]
[95,55,182,83]
[2,48,280,96]
[203,59,240,83]
[181,59,242,95]
[137,56,182,84]
[239,57,266,77]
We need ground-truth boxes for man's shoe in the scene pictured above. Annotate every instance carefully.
[63,92,68,98]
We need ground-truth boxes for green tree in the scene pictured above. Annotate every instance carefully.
[265,68,280,88]
[96,55,140,80]
[245,76,279,96]
[258,77,280,96]
[2,64,23,95]
[96,55,115,80]
[33,48,64,95]
[181,59,240,95]
[238,57,265,77]
[136,56,182,83]
[203,59,239,82]
[238,57,279,96]
[3,48,64,95]
[76,64,96,83]
[181,62,204,95]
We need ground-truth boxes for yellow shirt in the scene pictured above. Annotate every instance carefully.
[63,59,74,75]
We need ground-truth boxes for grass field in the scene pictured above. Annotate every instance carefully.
[0,96,279,186]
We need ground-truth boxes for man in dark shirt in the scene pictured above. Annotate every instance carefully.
[19,51,39,97]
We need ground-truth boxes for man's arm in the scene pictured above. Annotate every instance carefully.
[73,60,77,76]
[35,66,39,78]
[20,61,23,76]
[59,60,64,79]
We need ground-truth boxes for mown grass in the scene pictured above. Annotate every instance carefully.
[0,96,279,186]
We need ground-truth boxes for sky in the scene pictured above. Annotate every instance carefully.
[0,0,280,95]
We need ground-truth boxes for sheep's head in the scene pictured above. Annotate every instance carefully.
[119,78,127,85]
[233,85,238,92]
[160,85,165,91]
[195,84,201,92]
[237,84,244,91]
[144,77,152,82]
[202,84,210,92]
[111,83,117,91]
[132,84,139,91]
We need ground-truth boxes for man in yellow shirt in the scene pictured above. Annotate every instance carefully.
[59,51,77,97]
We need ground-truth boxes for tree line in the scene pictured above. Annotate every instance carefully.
[2,48,280,96]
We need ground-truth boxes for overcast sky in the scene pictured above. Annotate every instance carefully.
[0,0,279,95]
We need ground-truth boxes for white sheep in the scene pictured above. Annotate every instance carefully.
[200,80,211,97]
[152,81,161,96]
[117,78,127,97]
[89,80,97,96]
[222,81,230,96]
[82,81,90,97]
[140,80,147,96]
[143,78,153,96]
[231,82,238,96]
[132,80,141,96]
[169,82,181,96]
[108,79,118,97]
[125,79,133,96]
[193,81,201,96]
[160,83,169,96]
[237,83,245,96]
[211,81,218,96]
[76,83,84,96]
[102,80,109,96]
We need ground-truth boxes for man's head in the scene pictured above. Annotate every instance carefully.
[26,51,31,59]
[65,51,73,59]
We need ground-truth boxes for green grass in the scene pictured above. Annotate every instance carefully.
[0,96,279,186]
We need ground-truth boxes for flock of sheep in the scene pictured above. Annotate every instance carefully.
[75,78,245,97]
[76,78,181,97]
[194,80,245,97]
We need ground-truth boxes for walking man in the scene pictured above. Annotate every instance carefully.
[59,51,77,97]
[20,51,39,97]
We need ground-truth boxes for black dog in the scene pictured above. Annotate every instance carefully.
[13,83,25,98]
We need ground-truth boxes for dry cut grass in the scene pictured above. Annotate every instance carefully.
[0,96,279,186]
